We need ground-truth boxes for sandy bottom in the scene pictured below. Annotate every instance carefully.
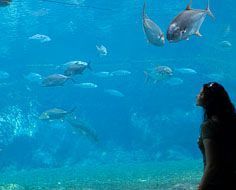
[0,159,202,190]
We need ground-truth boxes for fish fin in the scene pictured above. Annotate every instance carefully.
[195,31,202,37]
[206,0,215,19]
[186,0,192,10]
[143,1,147,20]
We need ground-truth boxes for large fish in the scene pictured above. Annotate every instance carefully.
[142,2,165,46]
[64,61,91,76]
[167,0,214,42]
[42,74,74,87]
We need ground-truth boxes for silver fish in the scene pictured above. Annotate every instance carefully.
[25,72,42,83]
[75,82,98,89]
[167,0,214,42]
[64,61,91,76]
[142,2,165,46]
[104,89,124,97]
[39,108,75,121]
[96,45,108,56]
[144,66,173,84]
[111,70,131,76]
[93,71,113,78]
[29,34,51,43]
[42,74,74,87]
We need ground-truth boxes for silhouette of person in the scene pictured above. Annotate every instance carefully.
[197,82,236,190]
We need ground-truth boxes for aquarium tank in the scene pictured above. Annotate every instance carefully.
[0,0,235,189]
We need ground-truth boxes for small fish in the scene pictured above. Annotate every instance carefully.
[111,70,131,76]
[39,107,76,121]
[24,72,42,83]
[206,73,224,82]
[0,0,11,7]
[166,77,184,86]
[75,82,98,89]
[104,89,124,97]
[176,68,197,74]
[29,34,51,43]
[142,2,165,46]
[96,45,108,56]
[219,41,232,48]
[0,71,9,80]
[93,71,113,78]
[42,74,74,87]
[144,66,173,84]
[167,0,214,42]
[64,61,91,76]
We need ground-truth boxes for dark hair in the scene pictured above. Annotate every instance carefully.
[202,82,236,121]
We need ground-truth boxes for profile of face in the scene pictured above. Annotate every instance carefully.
[196,88,205,107]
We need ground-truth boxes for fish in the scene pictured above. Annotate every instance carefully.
[66,117,99,143]
[144,66,173,84]
[93,71,113,78]
[166,77,184,86]
[104,89,124,97]
[0,71,9,80]
[219,40,232,48]
[75,82,98,89]
[96,45,108,56]
[39,107,76,121]
[42,74,74,87]
[64,61,91,76]
[142,2,165,46]
[167,0,214,42]
[176,68,197,74]
[24,72,42,83]
[0,0,11,7]
[111,70,131,76]
[29,34,51,43]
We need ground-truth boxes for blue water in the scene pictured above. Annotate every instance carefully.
[0,0,235,189]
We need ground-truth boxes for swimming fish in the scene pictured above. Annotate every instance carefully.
[66,117,99,143]
[64,61,91,76]
[166,77,184,86]
[39,108,76,121]
[29,34,51,43]
[111,70,131,76]
[0,0,11,7]
[176,68,197,74]
[93,71,113,78]
[142,2,165,46]
[96,45,108,56]
[167,0,214,42]
[219,41,232,48]
[144,66,173,84]
[104,89,125,97]
[42,74,74,87]
[24,72,42,83]
[0,71,9,80]
[75,82,98,89]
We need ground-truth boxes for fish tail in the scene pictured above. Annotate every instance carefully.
[87,61,92,71]
[206,0,215,19]
[142,1,146,20]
